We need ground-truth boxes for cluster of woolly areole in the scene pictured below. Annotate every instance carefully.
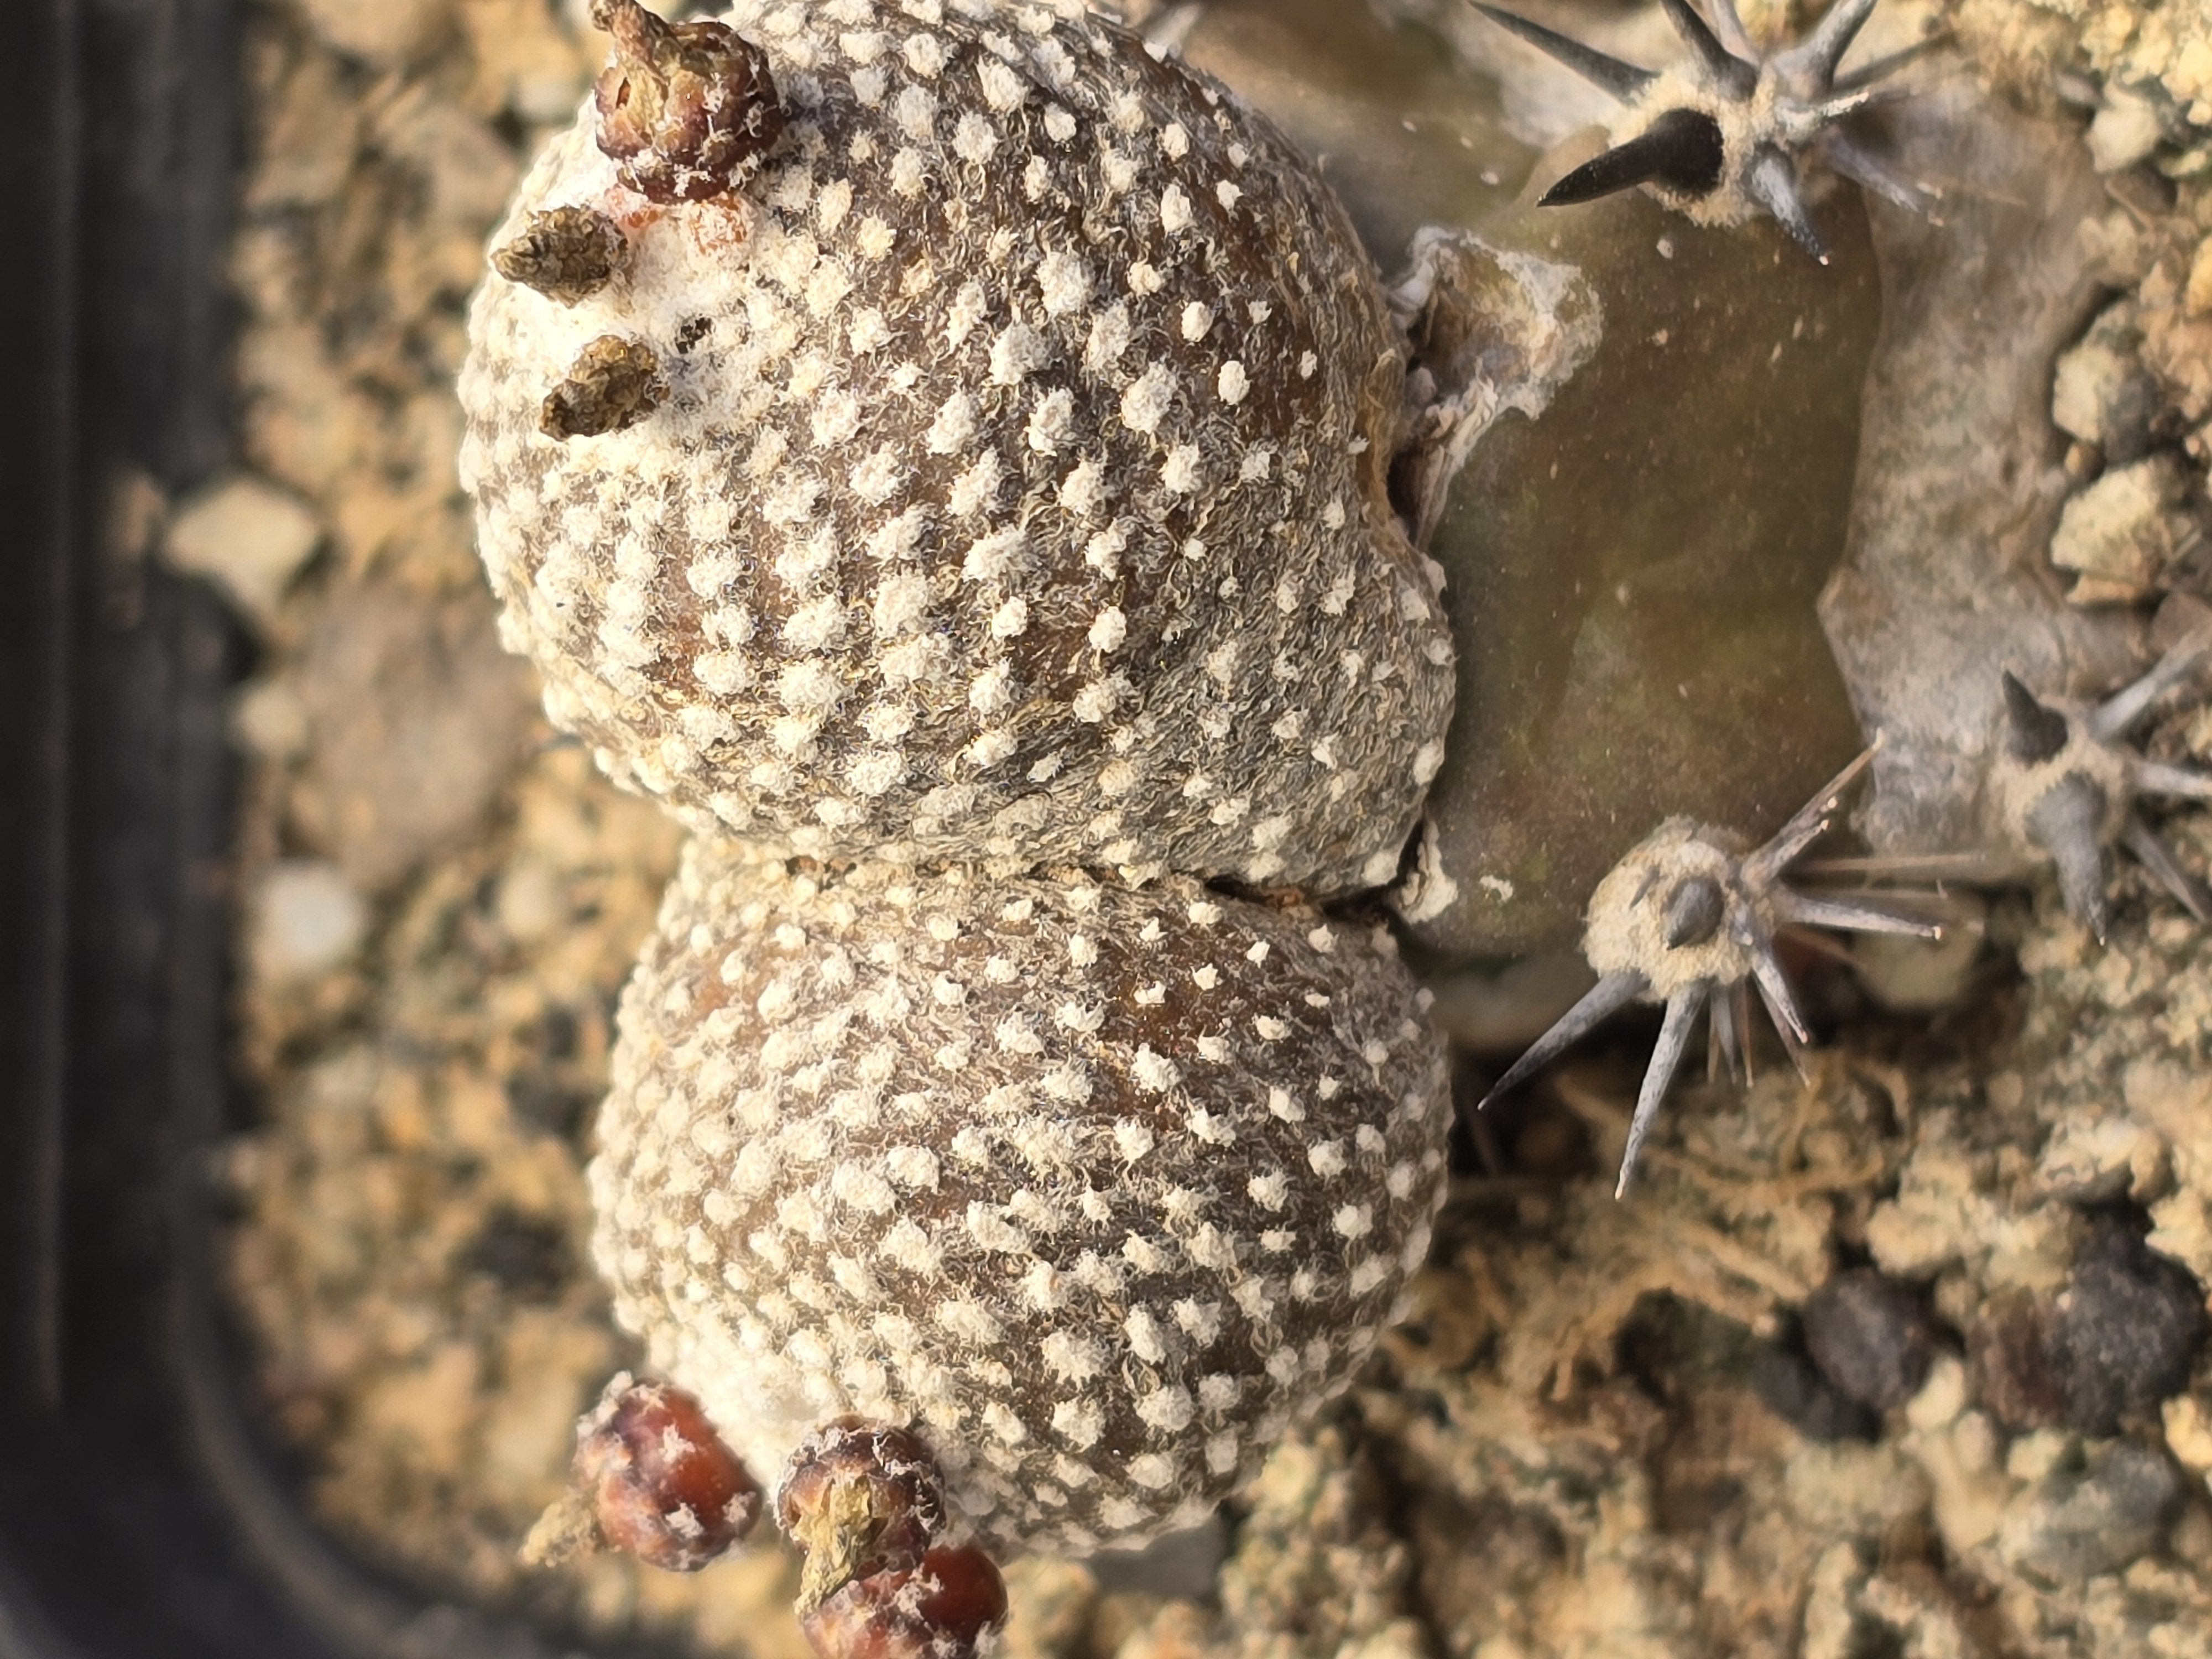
[462,0,1460,1562]
[459,0,1454,893]
[592,843,1451,1553]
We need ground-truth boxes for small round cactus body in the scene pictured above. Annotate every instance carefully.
[1473,0,1929,265]
[589,839,1452,1554]
[460,0,1453,894]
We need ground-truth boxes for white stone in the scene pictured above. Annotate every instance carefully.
[164,474,322,628]
[2088,86,2164,174]
[249,860,367,983]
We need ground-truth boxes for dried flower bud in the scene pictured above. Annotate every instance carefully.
[539,335,663,440]
[591,0,782,204]
[492,207,628,305]
[799,1547,1009,1659]
[778,1417,947,1612]
[591,841,1451,1554]
[575,1374,761,1571]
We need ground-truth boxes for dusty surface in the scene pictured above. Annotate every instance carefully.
[208,1,2212,1656]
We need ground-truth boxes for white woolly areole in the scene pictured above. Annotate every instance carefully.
[458,0,1453,893]
[588,839,1452,1554]
[1582,817,1768,999]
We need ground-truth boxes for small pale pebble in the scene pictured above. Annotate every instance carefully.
[163,473,322,628]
